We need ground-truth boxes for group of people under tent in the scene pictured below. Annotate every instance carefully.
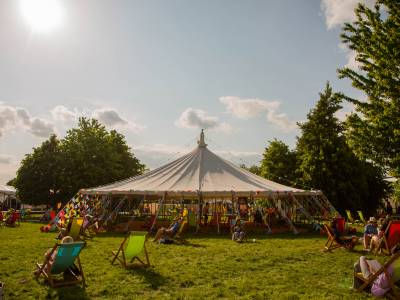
[328,212,400,297]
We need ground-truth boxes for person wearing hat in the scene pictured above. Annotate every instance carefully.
[363,216,378,251]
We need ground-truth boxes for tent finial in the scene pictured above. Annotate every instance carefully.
[198,129,207,148]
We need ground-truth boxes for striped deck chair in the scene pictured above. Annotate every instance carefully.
[35,241,86,287]
[323,223,344,252]
[111,231,150,268]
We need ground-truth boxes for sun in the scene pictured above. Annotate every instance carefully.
[20,0,64,33]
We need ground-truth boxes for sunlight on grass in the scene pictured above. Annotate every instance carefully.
[0,223,374,299]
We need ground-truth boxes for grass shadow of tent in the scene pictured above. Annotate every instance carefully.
[127,267,167,290]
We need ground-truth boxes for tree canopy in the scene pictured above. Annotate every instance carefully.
[338,0,400,179]
[296,83,386,214]
[259,139,297,186]
[14,118,145,205]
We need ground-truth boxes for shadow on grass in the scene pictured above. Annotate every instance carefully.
[52,285,89,300]
[127,267,167,290]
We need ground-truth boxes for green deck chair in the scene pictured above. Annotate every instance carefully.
[68,217,84,241]
[35,241,86,287]
[111,231,150,268]
[345,210,354,223]
[357,211,366,224]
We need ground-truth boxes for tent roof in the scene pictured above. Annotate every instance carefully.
[0,185,16,195]
[81,131,320,197]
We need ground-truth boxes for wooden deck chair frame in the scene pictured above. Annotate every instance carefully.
[354,251,400,298]
[111,231,150,268]
[323,223,344,252]
[376,221,400,255]
[34,242,86,287]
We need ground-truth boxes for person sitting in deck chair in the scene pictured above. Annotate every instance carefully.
[232,219,246,242]
[331,218,357,250]
[363,217,378,251]
[153,217,182,243]
[370,216,390,253]
[353,245,400,297]
[37,236,74,274]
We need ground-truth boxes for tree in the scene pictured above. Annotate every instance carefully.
[61,118,145,197]
[296,82,386,214]
[338,0,400,178]
[259,139,297,186]
[14,135,66,206]
[14,118,145,205]
[240,164,261,176]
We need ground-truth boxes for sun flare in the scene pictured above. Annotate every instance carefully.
[20,0,63,33]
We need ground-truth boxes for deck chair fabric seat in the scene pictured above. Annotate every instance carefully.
[377,221,400,255]
[354,251,400,298]
[35,241,86,287]
[68,217,84,241]
[111,231,150,268]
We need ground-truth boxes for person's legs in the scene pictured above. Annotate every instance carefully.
[363,234,371,250]
[359,256,372,279]
[370,235,380,252]
[153,227,166,242]
[239,231,245,242]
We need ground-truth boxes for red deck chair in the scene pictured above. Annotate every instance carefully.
[379,221,400,254]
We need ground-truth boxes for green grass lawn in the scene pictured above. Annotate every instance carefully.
[0,223,375,299]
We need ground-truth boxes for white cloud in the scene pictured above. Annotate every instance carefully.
[219,96,297,132]
[51,105,144,133]
[321,0,376,30]
[321,0,376,70]
[0,154,13,164]
[175,108,232,133]
[0,104,55,138]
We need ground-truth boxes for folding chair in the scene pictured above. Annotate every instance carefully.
[68,217,84,241]
[173,219,188,242]
[34,241,86,287]
[354,251,400,298]
[323,223,344,252]
[377,221,400,255]
[111,231,150,268]
[346,210,356,224]
[358,211,367,224]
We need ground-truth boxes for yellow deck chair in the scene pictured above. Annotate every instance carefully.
[357,211,366,224]
[111,231,150,268]
[68,217,84,241]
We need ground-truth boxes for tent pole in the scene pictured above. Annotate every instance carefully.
[274,192,298,235]
[196,192,202,234]
[216,197,220,234]
[150,192,166,233]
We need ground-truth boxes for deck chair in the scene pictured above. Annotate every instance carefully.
[111,231,150,268]
[68,217,84,241]
[346,210,356,224]
[354,251,400,298]
[35,241,86,287]
[173,219,188,241]
[358,211,367,224]
[377,221,400,255]
[323,223,344,252]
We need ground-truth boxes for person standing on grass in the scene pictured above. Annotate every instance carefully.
[363,217,378,251]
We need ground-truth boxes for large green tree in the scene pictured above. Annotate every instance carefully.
[296,83,386,214]
[338,0,400,179]
[14,118,145,205]
[260,139,297,186]
[14,135,66,206]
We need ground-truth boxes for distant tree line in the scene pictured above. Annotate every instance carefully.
[9,118,145,206]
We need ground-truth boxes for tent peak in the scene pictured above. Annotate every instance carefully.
[197,129,207,148]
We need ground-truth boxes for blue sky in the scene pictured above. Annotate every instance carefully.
[0,0,372,184]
